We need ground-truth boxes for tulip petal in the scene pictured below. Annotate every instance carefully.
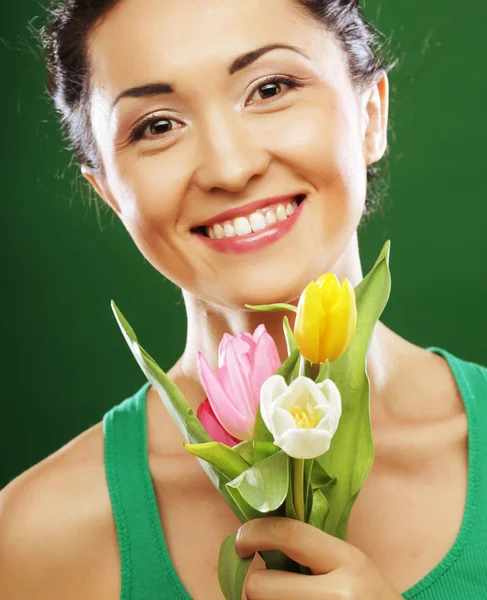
[197,398,241,446]
[259,375,289,435]
[316,273,341,312]
[312,404,330,424]
[320,278,357,362]
[238,331,255,351]
[217,363,252,423]
[301,376,332,406]
[318,310,329,364]
[219,333,250,368]
[316,379,342,433]
[218,333,234,367]
[275,427,333,459]
[269,407,296,439]
[295,281,322,364]
[249,330,281,412]
[251,324,268,343]
[314,402,340,429]
[197,351,252,439]
[317,379,342,416]
[274,376,317,411]
[221,341,254,420]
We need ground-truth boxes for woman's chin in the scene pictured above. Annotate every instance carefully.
[209,269,311,310]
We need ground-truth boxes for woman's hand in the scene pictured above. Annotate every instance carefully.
[235,517,403,600]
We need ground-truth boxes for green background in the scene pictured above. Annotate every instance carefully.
[1,0,486,489]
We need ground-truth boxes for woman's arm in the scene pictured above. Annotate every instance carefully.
[0,424,119,600]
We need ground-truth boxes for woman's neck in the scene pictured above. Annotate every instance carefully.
[171,233,401,418]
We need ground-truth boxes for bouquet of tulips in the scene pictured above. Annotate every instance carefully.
[111,241,392,600]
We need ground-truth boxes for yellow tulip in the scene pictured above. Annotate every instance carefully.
[294,273,357,364]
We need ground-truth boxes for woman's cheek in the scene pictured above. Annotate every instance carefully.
[253,100,329,160]
[120,158,184,231]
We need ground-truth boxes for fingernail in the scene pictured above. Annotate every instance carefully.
[236,526,243,543]
[234,527,244,556]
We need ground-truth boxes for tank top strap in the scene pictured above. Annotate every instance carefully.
[103,381,190,600]
[428,345,486,435]
[412,346,487,599]
[437,346,487,496]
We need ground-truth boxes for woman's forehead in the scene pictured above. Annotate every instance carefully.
[87,0,331,94]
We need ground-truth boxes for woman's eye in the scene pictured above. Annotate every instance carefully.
[247,76,300,105]
[129,116,181,143]
[129,76,301,143]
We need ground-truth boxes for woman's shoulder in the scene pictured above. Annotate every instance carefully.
[0,421,120,600]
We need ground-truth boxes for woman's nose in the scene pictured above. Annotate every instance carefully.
[192,107,270,194]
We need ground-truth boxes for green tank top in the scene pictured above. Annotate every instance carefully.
[103,347,487,599]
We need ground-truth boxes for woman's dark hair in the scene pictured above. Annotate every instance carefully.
[39,0,395,221]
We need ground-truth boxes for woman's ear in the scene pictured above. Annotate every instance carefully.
[81,164,122,214]
[362,72,389,165]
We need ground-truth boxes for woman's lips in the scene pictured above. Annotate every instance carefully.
[192,196,307,255]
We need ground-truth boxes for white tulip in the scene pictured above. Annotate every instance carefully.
[259,375,342,459]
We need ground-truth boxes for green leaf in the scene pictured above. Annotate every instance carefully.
[225,485,262,521]
[245,303,297,313]
[316,359,330,383]
[252,400,276,463]
[310,460,336,490]
[252,348,301,462]
[218,531,301,599]
[285,470,298,520]
[233,440,255,465]
[253,441,280,463]
[218,532,254,600]
[302,357,313,379]
[111,301,209,444]
[276,346,301,385]
[281,315,300,380]
[184,442,250,480]
[314,240,392,540]
[253,401,274,444]
[292,360,301,381]
[336,489,361,541]
[226,451,289,513]
[305,485,314,524]
[282,315,297,357]
[308,488,330,530]
[260,549,301,572]
[303,458,314,515]
[111,300,247,523]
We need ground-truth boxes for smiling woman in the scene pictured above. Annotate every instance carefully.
[43,0,392,310]
[1,1,487,600]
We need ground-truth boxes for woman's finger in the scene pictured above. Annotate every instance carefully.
[245,568,359,600]
[235,517,362,574]
[244,569,333,600]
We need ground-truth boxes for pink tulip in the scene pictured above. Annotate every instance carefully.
[197,324,281,441]
[197,398,241,447]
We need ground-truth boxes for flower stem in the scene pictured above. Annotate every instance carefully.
[322,359,330,380]
[299,356,306,377]
[293,458,306,522]
[311,362,320,380]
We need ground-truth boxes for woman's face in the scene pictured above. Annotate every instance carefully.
[86,0,388,308]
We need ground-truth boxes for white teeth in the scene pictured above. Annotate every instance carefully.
[223,222,236,237]
[249,212,267,233]
[213,224,225,239]
[204,196,303,239]
[275,204,288,222]
[265,210,277,226]
[234,217,252,236]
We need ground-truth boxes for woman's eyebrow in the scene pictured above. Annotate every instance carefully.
[110,43,309,110]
